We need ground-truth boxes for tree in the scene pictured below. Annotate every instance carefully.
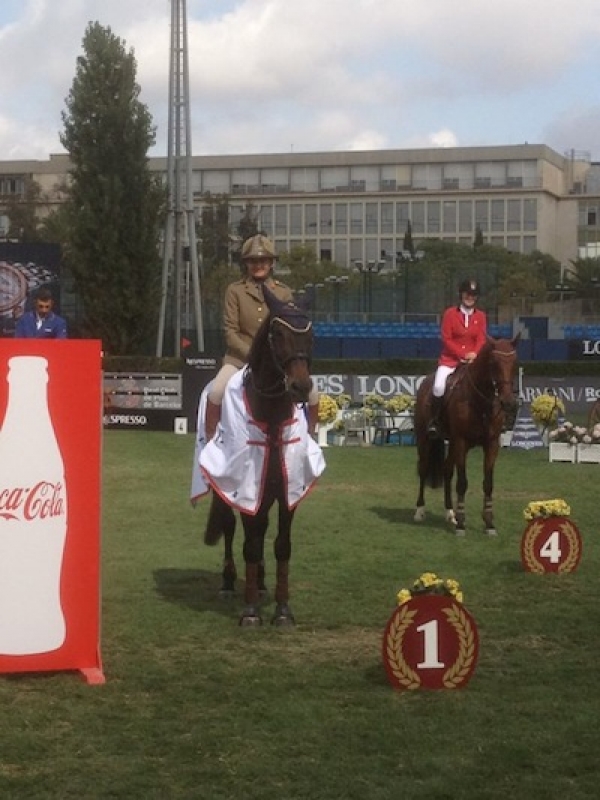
[60,22,165,354]
[473,224,484,248]
[198,193,231,272]
[403,220,415,256]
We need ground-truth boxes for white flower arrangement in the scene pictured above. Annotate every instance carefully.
[549,421,591,445]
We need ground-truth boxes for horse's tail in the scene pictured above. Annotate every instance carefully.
[204,493,235,546]
[425,436,445,489]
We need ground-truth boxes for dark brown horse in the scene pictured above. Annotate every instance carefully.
[201,286,321,626]
[413,336,519,535]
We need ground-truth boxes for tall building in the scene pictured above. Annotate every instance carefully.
[0,143,598,267]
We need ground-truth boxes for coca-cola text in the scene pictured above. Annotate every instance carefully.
[0,481,65,522]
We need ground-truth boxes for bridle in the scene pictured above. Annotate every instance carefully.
[247,315,313,399]
[267,316,313,372]
[464,346,517,409]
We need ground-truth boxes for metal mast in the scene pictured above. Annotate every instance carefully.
[157,0,204,356]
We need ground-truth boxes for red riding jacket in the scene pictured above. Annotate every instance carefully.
[438,305,487,368]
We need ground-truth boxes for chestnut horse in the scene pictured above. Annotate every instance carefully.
[413,336,519,535]
[199,286,323,626]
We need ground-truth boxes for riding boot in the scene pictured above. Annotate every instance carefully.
[427,395,443,438]
[307,402,320,439]
[205,399,221,441]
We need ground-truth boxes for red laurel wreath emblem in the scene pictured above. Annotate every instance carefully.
[382,595,479,690]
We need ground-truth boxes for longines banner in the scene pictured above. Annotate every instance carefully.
[567,338,600,359]
[313,374,600,416]
[101,369,599,429]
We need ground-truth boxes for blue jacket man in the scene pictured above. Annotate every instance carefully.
[15,288,67,339]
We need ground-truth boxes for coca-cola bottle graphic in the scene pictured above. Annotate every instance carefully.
[0,356,67,654]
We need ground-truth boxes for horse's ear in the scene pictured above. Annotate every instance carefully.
[262,282,311,327]
[486,334,495,345]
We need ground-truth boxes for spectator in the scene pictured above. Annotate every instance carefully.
[15,288,67,339]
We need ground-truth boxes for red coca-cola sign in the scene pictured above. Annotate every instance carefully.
[0,340,104,683]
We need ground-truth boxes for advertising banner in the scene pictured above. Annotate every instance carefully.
[0,340,104,683]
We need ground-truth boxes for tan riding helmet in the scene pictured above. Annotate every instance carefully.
[241,234,277,261]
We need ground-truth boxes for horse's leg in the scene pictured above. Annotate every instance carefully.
[443,440,466,533]
[220,505,237,595]
[414,436,427,522]
[481,440,500,536]
[271,504,296,626]
[239,508,269,626]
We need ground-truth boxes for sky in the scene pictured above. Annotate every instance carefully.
[1,0,600,162]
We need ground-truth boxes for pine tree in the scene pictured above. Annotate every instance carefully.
[60,22,165,354]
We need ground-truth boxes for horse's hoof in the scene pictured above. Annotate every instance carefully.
[454,528,466,537]
[414,507,426,523]
[484,528,498,537]
[271,604,295,626]
[239,607,263,627]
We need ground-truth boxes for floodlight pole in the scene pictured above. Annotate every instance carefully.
[157,0,204,356]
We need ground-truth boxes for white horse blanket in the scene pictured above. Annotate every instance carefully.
[190,370,326,514]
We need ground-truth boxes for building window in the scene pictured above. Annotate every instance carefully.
[587,208,597,226]
[319,204,333,235]
[475,200,488,232]
[335,203,348,235]
[523,236,537,253]
[396,202,409,231]
[365,202,378,234]
[350,203,363,234]
[275,205,287,236]
[290,168,319,192]
[523,199,537,231]
[381,202,393,234]
[290,205,303,235]
[259,205,273,236]
[321,167,349,191]
[459,200,472,233]
[411,202,425,234]
[507,199,521,231]
[506,236,520,252]
[334,239,348,267]
[443,201,457,233]
[427,201,441,233]
[491,199,505,232]
[305,204,317,235]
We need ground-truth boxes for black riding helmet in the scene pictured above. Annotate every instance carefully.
[458,278,481,297]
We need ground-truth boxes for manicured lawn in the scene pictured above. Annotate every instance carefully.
[0,433,597,799]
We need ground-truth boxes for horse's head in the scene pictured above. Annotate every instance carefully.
[259,284,314,403]
[485,334,520,413]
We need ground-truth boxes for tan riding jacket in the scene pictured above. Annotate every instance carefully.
[222,276,294,368]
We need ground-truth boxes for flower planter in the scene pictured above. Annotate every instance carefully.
[576,444,600,464]
[500,431,513,447]
[548,442,576,463]
[332,434,345,446]
[317,423,333,447]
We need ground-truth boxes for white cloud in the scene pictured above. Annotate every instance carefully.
[1,0,600,159]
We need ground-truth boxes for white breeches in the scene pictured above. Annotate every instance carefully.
[432,365,455,397]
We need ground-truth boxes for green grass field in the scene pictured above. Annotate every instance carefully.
[0,433,598,799]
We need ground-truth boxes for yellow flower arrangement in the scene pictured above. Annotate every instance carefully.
[335,393,352,409]
[523,498,571,521]
[385,394,416,414]
[317,393,339,424]
[396,572,463,606]
[364,392,386,409]
[530,393,565,427]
